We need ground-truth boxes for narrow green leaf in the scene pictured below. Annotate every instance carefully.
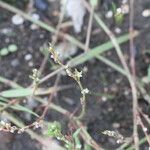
[0,96,8,102]
[84,144,92,150]
[73,128,82,150]
[11,104,39,117]
[90,0,98,7]
[0,88,34,98]
[0,101,38,117]
[0,76,21,88]
[69,33,131,67]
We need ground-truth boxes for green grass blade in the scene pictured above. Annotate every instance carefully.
[96,55,127,76]
[0,88,34,98]
[126,136,147,150]
[0,101,39,117]
[69,33,131,67]
[0,76,21,88]
[0,96,8,102]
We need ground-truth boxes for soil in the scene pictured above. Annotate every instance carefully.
[0,0,150,150]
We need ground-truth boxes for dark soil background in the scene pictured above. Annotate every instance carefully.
[0,0,150,150]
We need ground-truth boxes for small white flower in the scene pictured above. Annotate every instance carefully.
[10,126,17,133]
[66,69,72,77]
[18,128,25,134]
[75,70,82,78]
[10,128,15,133]
[50,54,57,62]
[143,127,148,132]
[81,88,89,94]
[5,123,11,128]
[50,54,54,59]
[117,8,122,13]
[65,64,69,69]
[33,122,40,129]
[0,120,6,126]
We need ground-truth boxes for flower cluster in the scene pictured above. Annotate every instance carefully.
[0,120,43,134]
[29,68,40,84]
[48,44,89,119]
[48,121,72,149]
[102,130,124,144]
[0,121,17,133]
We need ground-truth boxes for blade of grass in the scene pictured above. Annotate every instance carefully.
[83,2,140,147]
[40,31,138,84]
[0,85,72,98]
[69,32,137,67]
[0,88,34,97]
[126,136,149,150]
[96,56,127,76]
[0,76,21,88]
[0,101,38,116]
[0,96,9,102]
[96,56,150,104]
[89,91,115,100]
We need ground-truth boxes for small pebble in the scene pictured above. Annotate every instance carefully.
[5,38,10,43]
[63,97,75,106]
[35,0,48,11]
[122,0,128,4]
[40,34,44,38]
[31,13,40,20]
[104,87,108,92]
[1,28,12,35]
[105,10,113,18]
[142,9,150,17]
[12,14,24,25]
[108,107,113,112]
[111,85,118,93]
[112,122,120,128]
[24,54,32,61]
[83,66,88,73]
[114,27,122,34]
[11,59,19,67]
[115,78,122,84]
[102,96,107,102]
[28,61,34,67]
[124,90,130,96]
[30,24,39,30]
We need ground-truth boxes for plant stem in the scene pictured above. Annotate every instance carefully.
[129,0,139,149]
